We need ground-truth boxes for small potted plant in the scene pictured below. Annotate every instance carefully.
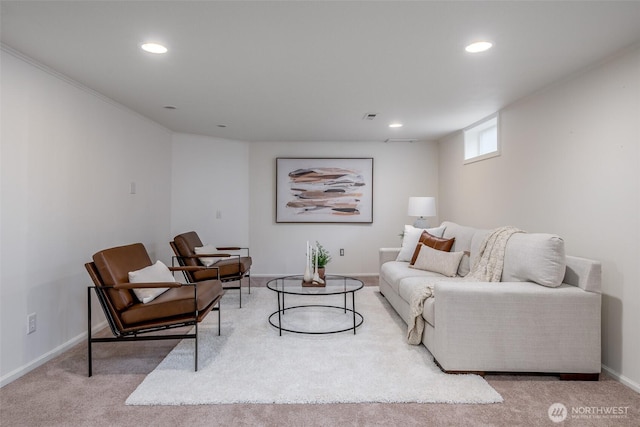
[312,241,332,280]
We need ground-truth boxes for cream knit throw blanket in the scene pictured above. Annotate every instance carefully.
[407,226,523,345]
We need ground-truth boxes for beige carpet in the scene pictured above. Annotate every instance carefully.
[1,277,639,426]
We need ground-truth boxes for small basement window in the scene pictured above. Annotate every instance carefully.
[464,113,500,164]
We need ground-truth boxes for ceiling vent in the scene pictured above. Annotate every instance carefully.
[384,138,418,143]
[363,112,377,120]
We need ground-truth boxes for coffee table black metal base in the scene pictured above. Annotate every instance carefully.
[267,275,364,335]
[268,304,364,335]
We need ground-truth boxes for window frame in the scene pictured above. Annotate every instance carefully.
[463,113,501,164]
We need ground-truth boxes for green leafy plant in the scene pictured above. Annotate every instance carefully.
[312,241,332,268]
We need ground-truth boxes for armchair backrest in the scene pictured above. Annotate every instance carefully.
[171,232,205,282]
[92,243,153,311]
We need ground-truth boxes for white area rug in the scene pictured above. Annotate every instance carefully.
[126,287,503,405]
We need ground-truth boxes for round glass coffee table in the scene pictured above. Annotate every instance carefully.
[266,275,364,335]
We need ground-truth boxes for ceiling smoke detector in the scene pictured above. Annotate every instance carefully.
[363,113,377,120]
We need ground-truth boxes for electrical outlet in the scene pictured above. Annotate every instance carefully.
[340,248,344,256]
[27,313,36,335]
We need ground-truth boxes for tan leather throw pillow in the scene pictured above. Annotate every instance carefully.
[410,231,455,265]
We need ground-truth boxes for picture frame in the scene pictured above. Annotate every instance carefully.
[276,157,374,223]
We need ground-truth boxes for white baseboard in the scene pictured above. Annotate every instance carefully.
[0,320,107,388]
[601,364,640,393]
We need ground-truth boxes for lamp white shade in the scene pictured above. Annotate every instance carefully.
[408,197,436,218]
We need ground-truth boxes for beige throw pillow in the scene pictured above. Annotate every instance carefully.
[194,244,219,267]
[128,260,174,303]
[409,244,464,277]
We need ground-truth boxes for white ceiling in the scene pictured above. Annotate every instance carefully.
[2,1,640,142]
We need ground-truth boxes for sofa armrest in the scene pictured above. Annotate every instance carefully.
[564,255,601,294]
[379,248,400,268]
[432,281,601,373]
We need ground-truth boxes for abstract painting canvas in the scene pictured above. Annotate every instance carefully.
[276,158,373,223]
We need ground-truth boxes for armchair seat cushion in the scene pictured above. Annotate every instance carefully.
[120,279,223,326]
[192,256,252,281]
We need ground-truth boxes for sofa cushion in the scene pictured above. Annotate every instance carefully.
[380,261,441,295]
[469,230,566,287]
[469,229,491,269]
[409,231,455,264]
[410,244,464,277]
[458,252,471,277]
[397,275,447,306]
[441,222,484,276]
[423,297,435,327]
[502,233,566,288]
[396,225,446,262]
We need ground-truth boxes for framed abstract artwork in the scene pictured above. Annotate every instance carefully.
[276,157,374,223]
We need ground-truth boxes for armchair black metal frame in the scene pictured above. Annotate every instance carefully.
[170,233,252,308]
[85,251,223,377]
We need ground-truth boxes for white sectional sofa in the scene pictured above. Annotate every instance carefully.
[379,221,602,379]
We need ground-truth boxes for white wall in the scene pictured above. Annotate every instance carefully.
[170,133,250,247]
[438,47,640,390]
[0,49,173,385]
[249,141,439,275]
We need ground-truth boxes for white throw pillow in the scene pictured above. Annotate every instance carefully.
[396,225,446,262]
[409,244,464,277]
[194,244,219,267]
[128,260,175,304]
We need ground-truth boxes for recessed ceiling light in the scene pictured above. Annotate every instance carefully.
[465,41,493,53]
[389,123,403,128]
[141,43,168,54]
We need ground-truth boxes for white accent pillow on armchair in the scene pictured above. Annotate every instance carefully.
[194,244,219,267]
[128,260,174,303]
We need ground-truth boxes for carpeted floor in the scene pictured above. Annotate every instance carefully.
[1,277,639,426]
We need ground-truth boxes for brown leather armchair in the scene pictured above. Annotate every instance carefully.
[85,243,224,376]
[171,231,252,308]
